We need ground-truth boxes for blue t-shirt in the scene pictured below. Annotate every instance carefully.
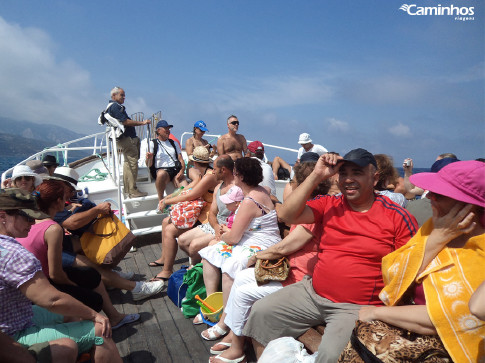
[54,198,97,236]
[107,100,136,138]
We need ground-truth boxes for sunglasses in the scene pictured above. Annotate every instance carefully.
[17,176,34,181]
[230,121,239,125]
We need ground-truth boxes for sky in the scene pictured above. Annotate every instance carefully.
[0,0,483,167]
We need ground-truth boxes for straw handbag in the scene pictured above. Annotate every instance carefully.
[254,257,290,285]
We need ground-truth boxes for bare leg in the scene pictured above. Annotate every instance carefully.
[155,222,185,279]
[152,217,170,264]
[155,170,170,201]
[210,334,246,362]
[49,338,78,363]
[73,255,136,291]
[178,227,206,254]
[92,323,122,363]
[202,259,221,296]
[188,234,214,264]
[93,282,126,326]
[252,338,265,360]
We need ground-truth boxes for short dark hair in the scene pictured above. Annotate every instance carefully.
[227,115,238,122]
[215,154,234,172]
[235,158,262,187]
[438,153,457,159]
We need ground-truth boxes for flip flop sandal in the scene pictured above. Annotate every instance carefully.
[193,313,204,325]
[148,261,164,267]
[112,313,141,330]
[209,354,246,363]
[150,276,169,282]
[201,324,228,341]
[210,342,232,355]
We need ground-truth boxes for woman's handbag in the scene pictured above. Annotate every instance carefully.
[169,190,206,229]
[80,213,135,268]
[254,257,290,285]
[337,320,452,363]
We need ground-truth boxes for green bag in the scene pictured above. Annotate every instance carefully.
[181,263,207,318]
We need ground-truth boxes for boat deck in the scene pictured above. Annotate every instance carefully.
[110,233,257,363]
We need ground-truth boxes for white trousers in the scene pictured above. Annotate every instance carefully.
[224,267,283,336]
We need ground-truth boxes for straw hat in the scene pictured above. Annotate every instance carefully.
[189,146,212,164]
[51,167,81,190]
[11,165,43,187]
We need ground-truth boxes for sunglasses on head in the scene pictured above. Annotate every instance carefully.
[230,121,239,125]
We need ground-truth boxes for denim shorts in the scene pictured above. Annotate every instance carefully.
[61,251,76,267]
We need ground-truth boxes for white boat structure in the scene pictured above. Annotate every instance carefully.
[1,119,296,237]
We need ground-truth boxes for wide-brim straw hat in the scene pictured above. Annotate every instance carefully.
[51,167,81,190]
[11,165,43,187]
[188,146,212,164]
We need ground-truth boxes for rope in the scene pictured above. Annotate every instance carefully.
[79,168,109,182]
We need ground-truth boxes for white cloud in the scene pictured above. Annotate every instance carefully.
[327,117,349,132]
[209,75,334,112]
[388,122,411,137]
[0,17,102,134]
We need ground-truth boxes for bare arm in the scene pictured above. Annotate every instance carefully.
[60,202,111,231]
[359,305,437,335]
[252,225,313,262]
[165,174,218,205]
[45,224,76,286]
[402,159,424,195]
[279,153,342,225]
[217,137,225,156]
[418,202,476,275]
[122,118,150,127]
[240,135,248,156]
[185,138,195,156]
[221,199,259,245]
[19,272,111,337]
[208,183,223,239]
[469,280,485,320]
[0,332,35,363]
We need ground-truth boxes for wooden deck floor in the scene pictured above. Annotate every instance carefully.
[109,233,256,363]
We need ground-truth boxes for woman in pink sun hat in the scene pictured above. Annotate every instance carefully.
[353,160,484,363]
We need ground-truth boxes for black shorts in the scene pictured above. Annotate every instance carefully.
[156,166,181,181]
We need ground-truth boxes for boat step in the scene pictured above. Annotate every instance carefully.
[124,210,168,220]
[123,194,159,203]
[132,225,163,236]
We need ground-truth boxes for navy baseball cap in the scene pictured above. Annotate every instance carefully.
[342,148,377,168]
[156,120,173,129]
[300,152,320,163]
[194,120,209,132]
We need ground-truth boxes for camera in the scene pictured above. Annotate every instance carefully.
[403,159,411,167]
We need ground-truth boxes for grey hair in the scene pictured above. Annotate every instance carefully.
[110,87,123,97]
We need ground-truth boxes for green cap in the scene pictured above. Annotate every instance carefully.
[0,188,49,219]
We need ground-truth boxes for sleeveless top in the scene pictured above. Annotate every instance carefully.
[198,169,215,224]
[216,184,232,225]
[17,219,57,278]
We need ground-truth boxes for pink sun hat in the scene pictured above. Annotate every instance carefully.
[219,186,244,205]
[410,160,485,207]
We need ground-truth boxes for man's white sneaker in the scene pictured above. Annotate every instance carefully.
[132,280,164,301]
[114,269,135,280]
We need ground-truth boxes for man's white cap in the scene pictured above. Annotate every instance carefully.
[51,167,80,190]
[298,133,312,144]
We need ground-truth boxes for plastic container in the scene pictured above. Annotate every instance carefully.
[199,292,223,326]
[161,186,185,213]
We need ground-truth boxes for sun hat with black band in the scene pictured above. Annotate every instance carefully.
[51,167,81,191]
[341,148,377,168]
[0,188,49,219]
[188,146,212,164]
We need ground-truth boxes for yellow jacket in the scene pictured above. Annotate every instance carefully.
[380,219,485,363]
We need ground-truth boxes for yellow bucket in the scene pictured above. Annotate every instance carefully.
[200,292,223,325]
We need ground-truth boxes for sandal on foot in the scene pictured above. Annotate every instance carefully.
[112,313,140,330]
[148,261,164,267]
[193,313,204,325]
[210,342,232,355]
[209,354,245,363]
[150,275,169,282]
[201,324,228,341]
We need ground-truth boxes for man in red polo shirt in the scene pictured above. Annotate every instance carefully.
[242,148,418,363]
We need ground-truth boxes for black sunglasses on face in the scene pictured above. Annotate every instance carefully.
[230,121,239,125]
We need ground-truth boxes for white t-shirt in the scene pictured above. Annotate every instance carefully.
[252,157,276,197]
[297,144,328,160]
[154,139,181,168]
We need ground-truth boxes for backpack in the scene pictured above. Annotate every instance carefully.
[98,102,126,139]
[167,265,189,307]
[149,138,180,179]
